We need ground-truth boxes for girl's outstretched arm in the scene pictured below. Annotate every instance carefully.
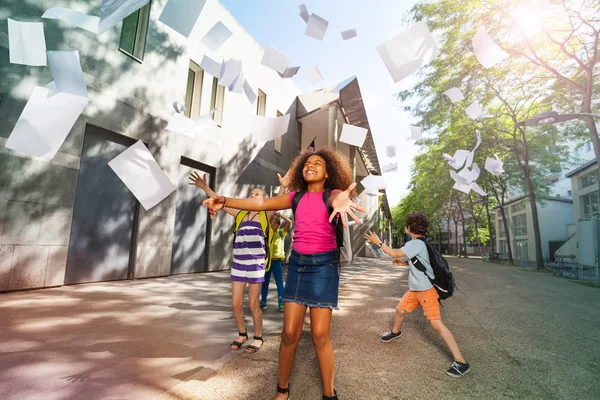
[189,171,239,217]
[203,194,291,218]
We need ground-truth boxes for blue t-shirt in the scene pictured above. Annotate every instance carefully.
[401,238,434,291]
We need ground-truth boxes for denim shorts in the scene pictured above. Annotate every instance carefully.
[282,250,340,310]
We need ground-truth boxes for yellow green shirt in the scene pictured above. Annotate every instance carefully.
[270,229,287,260]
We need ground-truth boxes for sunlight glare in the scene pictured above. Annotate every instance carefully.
[511,5,544,38]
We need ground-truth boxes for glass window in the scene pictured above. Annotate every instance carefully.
[580,172,598,190]
[256,90,266,116]
[516,239,529,260]
[209,77,225,124]
[511,202,526,213]
[184,69,196,118]
[582,191,600,220]
[274,110,283,153]
[513,214,527,236]
[119,2,151,61]
[183,61,204,119]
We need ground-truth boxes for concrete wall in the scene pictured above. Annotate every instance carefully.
[0,0,301,291]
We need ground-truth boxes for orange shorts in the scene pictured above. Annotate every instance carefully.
[399,288,441,320]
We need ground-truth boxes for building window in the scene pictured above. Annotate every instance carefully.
[567,190,572,197]
[580,171,598,190]
[256,90,266,116]
[582,191,600,220]
[184,61,204,119]
[516,239,529,261]
[511,202,526,213]
[499,240,507,254]
[119,2,151,61]
[209,77,225,124]
[513,214,527,236]
[274,110,283,153]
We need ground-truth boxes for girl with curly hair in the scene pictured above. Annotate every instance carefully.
[203,147,365,400]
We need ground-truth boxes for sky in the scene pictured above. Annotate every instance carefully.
[219,0,421,207]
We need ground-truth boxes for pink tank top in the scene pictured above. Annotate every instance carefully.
[289,191,337,254]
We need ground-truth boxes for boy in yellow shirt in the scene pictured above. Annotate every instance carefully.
[261,212,291,312]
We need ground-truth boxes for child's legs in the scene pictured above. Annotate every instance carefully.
[231,281,247,333]
[248,283,263,337]
[393,301,407,333]
[310,307,335,397]
[429,319,466,363]
[261,269,272,303]
[271,260,285,302]
[278,302,307,389]
[395,291,418,333]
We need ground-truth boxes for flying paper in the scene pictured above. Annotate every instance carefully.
[229,69,244,94]
[261,45,291,74]
[8,19,47,66]
[444,131,481,170]
[158,0,206,38]
[305,14,328,40]
[385,145,397,158]
[250,114,291,141]
[471,182,487,196]
[219,59,242,88]
[108,141,177,210]
[457,162,481,183]
[47,51,88,97]
[465,102,484,119]
[42,7,100,33]
[341,29,357,40]
[165,109,217,140]
[5,87,89,160]
[472,27,509,69]
[279,66,300,79]
[377,22,440,83]
[443,87,465,103]
[453,181,487,196]
[202,22,233,51]
[299,5,309,23]
[199,55,222,78]
[382,162,398,174]
[409,125,422,140]
[304,66,324,85]
[99,0,149,34]
[360,175,387,191]
[484,155,504,176]
[243,80,257,104]
[339,124,368,147]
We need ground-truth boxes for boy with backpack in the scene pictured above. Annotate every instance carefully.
[364,211,471,378]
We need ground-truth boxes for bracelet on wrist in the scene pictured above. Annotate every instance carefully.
[378,242,384,249]
[221,196,227,208]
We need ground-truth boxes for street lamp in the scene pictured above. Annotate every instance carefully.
[518,111,600,126]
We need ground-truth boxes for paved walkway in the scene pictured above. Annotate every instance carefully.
[1,257,599,400]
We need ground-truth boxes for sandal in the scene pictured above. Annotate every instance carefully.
[230,331,248,351]
[322,390,338,400]
[244,335,263,353]
[277,384,290,400]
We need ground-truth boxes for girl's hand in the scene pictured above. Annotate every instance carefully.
[329,183,366,227]
[189,171,208,189]
[202,196,226,218]
[277,169,292,189]
[364,230,381,245]
[393,259,408,267]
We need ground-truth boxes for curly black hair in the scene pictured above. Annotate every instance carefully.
[405,211,428,236]
[288,147,356,196]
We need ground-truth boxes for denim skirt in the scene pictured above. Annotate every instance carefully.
[282,250,340,309]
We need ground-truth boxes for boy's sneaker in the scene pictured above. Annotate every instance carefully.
[446,361,470,377]
[278,303,284,312]
[380,330,402,343]
[260,301,267,310]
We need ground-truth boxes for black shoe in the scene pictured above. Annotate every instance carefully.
[446,361,471,377]
[323,389,338,399]
[380,330,402,343]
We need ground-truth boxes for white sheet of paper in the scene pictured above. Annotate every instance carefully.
[472,27,509,69]
[382,162,398,174]
[229,68,244,93]
[471,182,487,196]
[199,55,222,78]
[47,51,88,97]
[376,22,440,83]
[108,141,177,210]
[409,125,422,140]
[219,59,242,88]
[99,0,149,34]
[443,87,465,103]
[485,156,504,176]
[42,7,100,33]
[444,149,470,170]
[158,0,206,38]
[465,101,484,119]
[250,114,291,141]
[457,163,481,183]
[279,66,300,78]
[450,170,468,185]
[341,29,357,40]
[5,86,88,160]
[165,109,216,140]
[202,22,233,51]
[8,19,47,66]
[360,175,387,191]
[304,66,324,85]
[243,80,257,104]
[261,45,290,74]
[386,145,397,158]
[305,14,328,40]
[299,5,309,23]
[452,181,473,195]
[339,124,368,147]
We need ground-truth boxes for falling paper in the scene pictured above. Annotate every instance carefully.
[47,51,88,97]
[452,181,473,195]
[377,22,440,83]
[382,162,398,173]
[457,163,481,183]
[158,0,206,38]
[5,87,89,160]
[261,45,291,74]
[444,150,470,170]
[385,145,397,158]
[299,5,309,23]
[42,7,100,33]
[443,87,465,103]
[99,0,149,34]
[250,114,291,141]
[202,22,233,51]
[8,19,47,66]
[409,126,422,140]
[360,175,387,191]
[341,29,357,40]
[165,109,217,140]
[305,14,328,40]
[472,27,509,69]
[339,124,368,148]
[305,66,324,86]
[450,170,468,185]
[200,55,222,78]
[108,141,177,210]
[465,102,484,119]
[219,59,242,88]
[229,69,244,94]
[243,80,257,104]
[484,155,504,176]
[279,66,300,79]
[471,182,487,196]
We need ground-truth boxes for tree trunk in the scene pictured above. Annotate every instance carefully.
[581,80,600,187]
[456,196,468,258]
[454,215,459,256]
[485,194,495,256]
[525,175,545,269]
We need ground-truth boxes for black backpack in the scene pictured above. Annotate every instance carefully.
[409,237,455,300]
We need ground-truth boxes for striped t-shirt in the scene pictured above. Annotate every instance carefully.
[231,220,266,284]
